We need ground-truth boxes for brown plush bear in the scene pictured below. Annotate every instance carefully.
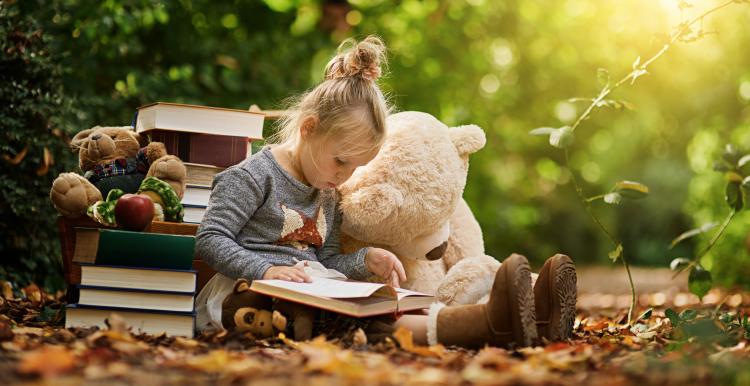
[49,126,187,218]
[222,279,316,341]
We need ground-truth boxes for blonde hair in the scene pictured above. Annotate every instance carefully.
[272,36,390,157]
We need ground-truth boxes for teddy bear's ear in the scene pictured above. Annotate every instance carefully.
[233,279,251,293]
[449,124,486,156]
[70,128,97,153]
[341,183,403,227]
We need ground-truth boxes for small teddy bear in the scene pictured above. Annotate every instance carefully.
[50,126,187,219]
[222,279,316,341]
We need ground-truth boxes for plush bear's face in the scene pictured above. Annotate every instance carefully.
[71,126,146,172]
[339,111,485,260]
[221,279,276,337]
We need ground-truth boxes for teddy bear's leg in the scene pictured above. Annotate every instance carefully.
[274,301,317,341]
[50,173,103,218]
[436,255,500,305]
[147,155,187,198]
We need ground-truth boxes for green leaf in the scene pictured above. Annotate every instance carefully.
[725,181,744,210]
[597,68,610,88]
[665,308,680,325]
[742,176,750,189]
[603,192,621,205]
[613,180,649,199]
[529,127,556,136]
[738,154,750,176]
[669,257,692,271]
[669,222,718,249]
[688,265,712,298]
[638,308,653,321]
[713,160,732,173]
[722,144,741,166]
[549,126,574,148]
[608,243,623,262]
[679,309,698,321]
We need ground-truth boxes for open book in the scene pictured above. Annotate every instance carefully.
[249,277,434,318]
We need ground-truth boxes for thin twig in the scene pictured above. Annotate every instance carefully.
[558,0,740,324]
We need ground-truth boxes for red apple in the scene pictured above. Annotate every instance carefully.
[115,193,155,231]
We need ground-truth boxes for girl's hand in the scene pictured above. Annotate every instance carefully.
[263,266,312,283]
[365,248,407,287]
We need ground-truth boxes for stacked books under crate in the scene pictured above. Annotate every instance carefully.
[134,102,267,224]
[65,227,198,337]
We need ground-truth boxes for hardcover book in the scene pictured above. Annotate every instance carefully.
[73,228,195,270]
[249,277,434,318]
[181,185,211,207]
[76,285,195,313]
[65,304,195,337]
[135,102,264,139]
[149,130,251,168]
[184,162,225,187]
[80,265,197,293]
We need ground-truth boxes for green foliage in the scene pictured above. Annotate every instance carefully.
[0,3,79,290]
[666,307,750,348]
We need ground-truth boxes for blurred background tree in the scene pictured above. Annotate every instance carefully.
[3,0,749,290]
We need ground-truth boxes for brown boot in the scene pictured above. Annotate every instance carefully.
[428,254,537,348]
[534,254,577,341]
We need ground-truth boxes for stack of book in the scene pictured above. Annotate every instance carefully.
[135,102,266,224]
[65,228,198,337]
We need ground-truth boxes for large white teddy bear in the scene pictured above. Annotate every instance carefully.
[339,111,500,305]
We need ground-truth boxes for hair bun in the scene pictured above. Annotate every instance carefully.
[325,36,386,82]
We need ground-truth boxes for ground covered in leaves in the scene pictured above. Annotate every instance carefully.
[2,279,750,386]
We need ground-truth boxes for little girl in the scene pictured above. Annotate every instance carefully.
[195,36,577,348]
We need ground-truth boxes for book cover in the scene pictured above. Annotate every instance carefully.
[80,264,197,293]
[149,130,250,168]
[249,277,434,318]
[73,228,195,270]
[135,102,264,139]
[65,304,195,337]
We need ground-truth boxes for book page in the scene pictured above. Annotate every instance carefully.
[394,287,432,301]
[256,277,391,299]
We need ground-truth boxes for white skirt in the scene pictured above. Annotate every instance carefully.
[195,273,236,332]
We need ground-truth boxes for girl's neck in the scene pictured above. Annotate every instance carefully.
[270,142,310,186]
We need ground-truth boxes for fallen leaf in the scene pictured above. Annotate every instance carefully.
[17,346,76,377]
[392,327,445,358]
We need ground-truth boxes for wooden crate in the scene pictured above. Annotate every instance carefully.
[58,216,217,301]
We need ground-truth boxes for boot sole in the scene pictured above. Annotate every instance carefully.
[504,254,537,346]
[547,254,577,340]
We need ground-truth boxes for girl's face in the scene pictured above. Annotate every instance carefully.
[299,130,379,190]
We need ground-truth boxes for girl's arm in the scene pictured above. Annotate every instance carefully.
[317,204,372,280]
[196,167,272,281]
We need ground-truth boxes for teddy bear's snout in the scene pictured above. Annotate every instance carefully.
[425,241,448,261]
[88,134,117,158]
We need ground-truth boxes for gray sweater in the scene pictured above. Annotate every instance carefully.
[195,147,371,281]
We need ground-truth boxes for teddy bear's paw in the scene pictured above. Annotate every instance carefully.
[50,173,103,218]
[147,155,187,197]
